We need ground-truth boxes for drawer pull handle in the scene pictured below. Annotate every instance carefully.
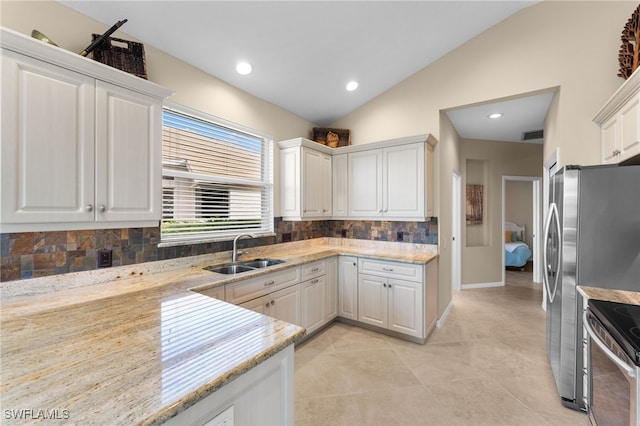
[311,279,319,284]
[264,280,275,287]
[382,267,394,272]
[311,267,319,272]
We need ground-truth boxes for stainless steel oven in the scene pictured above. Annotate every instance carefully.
[584,300,640,426]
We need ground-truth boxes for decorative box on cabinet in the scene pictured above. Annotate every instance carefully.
[0,28,173,232]
[278,138,332,220]
[594,67,640,165]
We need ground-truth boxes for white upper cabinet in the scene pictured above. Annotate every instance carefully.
[347,149,383,218]
[279,134,437,222]
[594,68,640,165]
[279,138,332,220]
[0,28,173,232]
[96,81,162,222]
[348,138,435,220]
[332,153,348,218]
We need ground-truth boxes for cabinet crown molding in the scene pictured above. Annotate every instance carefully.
[1,26,173,100]
[278,133,437,154]
[594,66,640,125]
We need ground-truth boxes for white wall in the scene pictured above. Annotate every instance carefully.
[333,1,634,316]
[0,0,316,217]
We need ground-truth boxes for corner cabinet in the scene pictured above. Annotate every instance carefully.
[0,28,173,232]
[278,134,437,221]
[594,68,640,165]
[279,138,332,220]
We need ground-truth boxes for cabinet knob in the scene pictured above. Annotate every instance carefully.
[383,209,388,213]
[270,300,275,306]
[86,204,94,212]
[388,284,392,288]
[99,204,106,213]
[383,283,387,288]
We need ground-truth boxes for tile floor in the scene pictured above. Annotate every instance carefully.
[294,270,588,425]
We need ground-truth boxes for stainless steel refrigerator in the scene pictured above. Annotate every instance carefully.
[544,164,640,411]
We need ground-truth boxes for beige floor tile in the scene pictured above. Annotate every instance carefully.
[294,270,589,426]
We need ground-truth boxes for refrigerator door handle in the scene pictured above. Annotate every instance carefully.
[543,203,560,303]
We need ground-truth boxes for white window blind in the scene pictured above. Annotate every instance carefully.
[161,104,273,243]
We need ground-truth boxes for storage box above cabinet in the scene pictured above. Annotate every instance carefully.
[0,28,173,232]
[594,67,640,165]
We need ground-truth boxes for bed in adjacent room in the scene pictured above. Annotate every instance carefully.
[505,221,532,268]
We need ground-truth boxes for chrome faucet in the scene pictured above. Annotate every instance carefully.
[232,233,256,263]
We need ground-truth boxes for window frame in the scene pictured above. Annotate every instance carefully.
[159,102,274,246]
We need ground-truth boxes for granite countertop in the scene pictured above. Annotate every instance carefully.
[0,238,438,424]
[578,286,640,306]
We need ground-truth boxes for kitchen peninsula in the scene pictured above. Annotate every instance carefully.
[0,238,438,424]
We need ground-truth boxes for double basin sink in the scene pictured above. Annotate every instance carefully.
[204,258,285,275]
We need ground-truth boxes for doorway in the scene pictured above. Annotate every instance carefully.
[502,176,542,287]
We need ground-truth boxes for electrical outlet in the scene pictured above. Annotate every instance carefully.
[397,231,403,241]
[98,249,112,268]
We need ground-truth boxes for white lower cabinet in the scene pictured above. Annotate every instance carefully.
[338,256,359,321]
[301,275,326,335]
[240,284,300,325]
[300,258,338,336]
[164,344,294,426]
[357,258,425,340]
[225,255,435,343]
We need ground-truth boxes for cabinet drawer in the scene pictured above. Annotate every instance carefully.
[358,258,423,282]
[301,260,326,280]
[227,268,300,305]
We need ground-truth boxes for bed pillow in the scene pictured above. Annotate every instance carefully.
[505,230,512,243]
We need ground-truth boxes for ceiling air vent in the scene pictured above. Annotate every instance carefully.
[522,129,544,141]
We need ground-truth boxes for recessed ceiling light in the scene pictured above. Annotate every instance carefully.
[346,81,359,91]
[488,112,503,119]
[236,62,252,75]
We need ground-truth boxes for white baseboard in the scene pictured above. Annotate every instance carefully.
[461,281,504,289]
[436,299,453,328]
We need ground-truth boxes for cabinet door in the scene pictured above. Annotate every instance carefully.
[358,273,387,328]
[383,143,424,218]
[280,147,301,218]
[601,117,618,164]
[240,295,268,315]
[1,51,95,224]
[302,148,324,217]
[320,153,332,216]
[348,150,382,217]
[619,95,640,161]
[301,276,326,335]
[338,256,358,320]
[95,81,162,222]
[332,154,348,218]
[267,285,300,325]
[325,257,338,321]
[387,278,423,338]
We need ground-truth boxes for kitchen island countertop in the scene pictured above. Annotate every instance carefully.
[0,238,437,424]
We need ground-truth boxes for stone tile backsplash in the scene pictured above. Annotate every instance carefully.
[0,218,437,282]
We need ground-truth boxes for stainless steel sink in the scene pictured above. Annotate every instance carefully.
[240,258,285,269]
[204,258,285,274]
[204,264,257,274]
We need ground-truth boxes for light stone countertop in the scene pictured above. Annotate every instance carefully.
[0,238,438,425]
[578,286,640,306]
